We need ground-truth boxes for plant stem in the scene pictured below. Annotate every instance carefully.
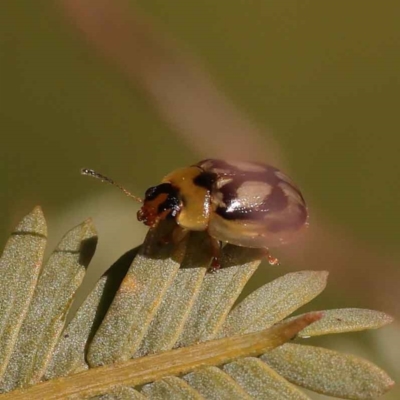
[1,312,321,400]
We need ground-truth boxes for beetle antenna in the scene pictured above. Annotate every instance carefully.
[81,168,143,203]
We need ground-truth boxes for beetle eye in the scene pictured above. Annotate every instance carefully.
[144,183,174,201]
[144,186,158,199]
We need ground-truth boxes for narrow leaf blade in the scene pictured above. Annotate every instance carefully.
[44,248,138,380]
[2,313,322,399]
[261,343,395,399]
[289,308,394,338]
[142,376,205,400]
[224,357,310,399]
[1,220,97,391]
[88,223,181,366]
[183,366,252,400]
[44,276,107,379]
[88,386,146,399]
[136,267,206,357]
[135,233,210,357]
[219,270,328,338]
[176,245,261,347]
[0,207,47,380]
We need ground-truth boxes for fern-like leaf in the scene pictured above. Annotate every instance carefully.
[0,208,394,399]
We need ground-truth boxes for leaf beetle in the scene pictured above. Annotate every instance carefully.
[82,159,308,270]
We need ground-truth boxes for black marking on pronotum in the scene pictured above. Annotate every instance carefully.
[144,183,181,217]
[158,195,181,213]
[144,183,176,201]
[157,193,181,216]
[193,171,217,190]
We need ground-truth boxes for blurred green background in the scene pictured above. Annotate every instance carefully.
[1,1,399,398]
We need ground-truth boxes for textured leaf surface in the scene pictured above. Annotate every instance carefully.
[176,245,261,347]
[224,357,310,399]
[135,233,210,358]
[289,308,394,338]
[88,386,146,399]
[2,313,321,399]
[44,276,107,380]
[44,248,138,380]
[87,246,181,366]
[183,366,251,400]
[219,270,328,338]
[136,267,206,358]
[142,376,204,399]
[0,207,47,380]
[0,220,97,392]
[0,209,394,400]
[261,343,394,399]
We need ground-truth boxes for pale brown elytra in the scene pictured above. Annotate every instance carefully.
[82,160,308,270]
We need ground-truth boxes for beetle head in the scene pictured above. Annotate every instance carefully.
[137,183,182,227]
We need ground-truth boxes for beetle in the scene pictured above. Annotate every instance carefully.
[82,159,308,270]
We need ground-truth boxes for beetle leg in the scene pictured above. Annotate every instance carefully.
[262,248,280,266]
[209,236,222,272]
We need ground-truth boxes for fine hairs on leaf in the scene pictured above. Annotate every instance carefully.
[0,208,395,399]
